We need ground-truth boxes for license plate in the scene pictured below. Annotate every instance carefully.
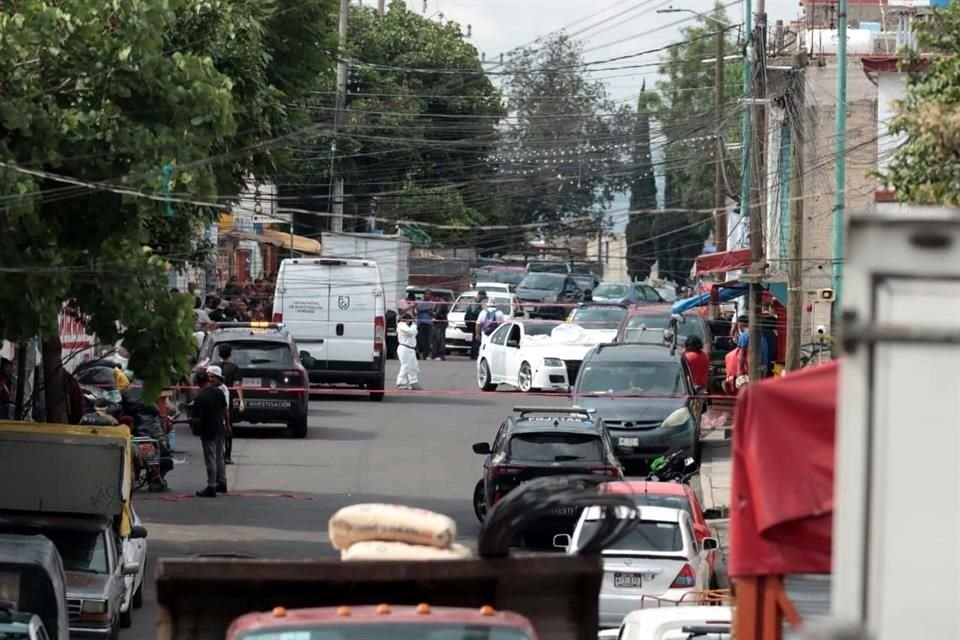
[619,437,639,447]
[614,572,643,588]
[242,378,261,388]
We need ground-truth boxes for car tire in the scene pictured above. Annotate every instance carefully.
[120,605,132,629]
[477,359,496,392]
[133,582,143,609]
[288,415,308,439]
[473,480,487,522]
[517,362,534,393]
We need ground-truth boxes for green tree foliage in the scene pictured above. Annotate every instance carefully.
[881,3,960,205]
[496,33,635,242]
[630,3,742,281]
[0,0,335,420]
[287,0,503,237]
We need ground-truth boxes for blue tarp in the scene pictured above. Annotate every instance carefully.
[670,283,749,315]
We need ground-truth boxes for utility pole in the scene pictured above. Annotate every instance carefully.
[833,0,848,309]
[714,25,727,252]
[746,0,768,382]
[331,0,350,233]
[786,54,807,372]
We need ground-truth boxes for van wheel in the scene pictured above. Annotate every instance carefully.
[477,360,496,391]
[370,373,385,401]
[288,415,308,438]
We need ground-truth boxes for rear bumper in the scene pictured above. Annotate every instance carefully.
[608,424,696,463]
[306,356,385,385]
[69,623,114,638]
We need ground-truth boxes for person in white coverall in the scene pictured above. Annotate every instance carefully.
[396,313,422,390]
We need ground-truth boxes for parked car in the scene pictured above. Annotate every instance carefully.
[473,281,513,297]
[477,320,593,393]
[445,291,521,354]
[525,260,570,274]
[471,266,526,291]
[193,323,310,438]
[591,282,665,305]
[567,304,630,343]
[571,343,703,470]
[472,407,623,532]
[558,506,718,629]
[570,272,599,292]
[0,611,50,640]
[614,606,732,640]
[120,508,147,627]
[516,273,583,319]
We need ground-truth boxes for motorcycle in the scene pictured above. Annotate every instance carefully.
[646,449,698,483]
[121,386,174,491]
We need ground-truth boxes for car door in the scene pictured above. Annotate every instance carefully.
[504,324,525,384]
[483,421,509,503]
[486,324,512,381]
[683,515,711,588]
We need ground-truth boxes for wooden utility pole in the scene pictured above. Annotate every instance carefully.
[746,1,768,382]
[331,0,350,233]
[786,54,807,372]
[714,26,727,252]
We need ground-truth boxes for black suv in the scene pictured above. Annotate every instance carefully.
[515,273,583,319]
[193,323,310,438]
[571,343,703,471]
[472,407,623,538]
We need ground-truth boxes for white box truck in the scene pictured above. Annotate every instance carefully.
[321,232,411,312]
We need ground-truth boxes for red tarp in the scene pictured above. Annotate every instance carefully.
[694,248,752,276]
[728,361,837,577]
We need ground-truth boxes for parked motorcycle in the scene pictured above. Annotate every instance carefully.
[646,449,698,483]
[121,385,174,491]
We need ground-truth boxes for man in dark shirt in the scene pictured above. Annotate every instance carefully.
[218,344,243,465]
[190,371,228,497]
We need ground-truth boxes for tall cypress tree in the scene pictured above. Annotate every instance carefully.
[626,84,659,280]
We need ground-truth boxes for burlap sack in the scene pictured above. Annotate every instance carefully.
[328,503,457,549]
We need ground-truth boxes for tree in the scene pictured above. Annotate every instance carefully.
[0,0,336,421]
[880,3,960,204]
[496,33,635,244]
[284,0,503,237]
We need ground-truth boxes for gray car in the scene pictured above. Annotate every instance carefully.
[571,343,702,471]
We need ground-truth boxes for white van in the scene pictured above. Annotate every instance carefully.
[272,258,386,401]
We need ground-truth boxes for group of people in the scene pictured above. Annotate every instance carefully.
[399,289,449,361]
[191,276,276,330]
[721,312,777,393]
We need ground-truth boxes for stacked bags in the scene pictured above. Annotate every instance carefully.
[329,503,472,560]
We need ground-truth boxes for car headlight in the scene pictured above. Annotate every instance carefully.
[543,358,563,367]
[81,599,108,614]
[661,407,692,429]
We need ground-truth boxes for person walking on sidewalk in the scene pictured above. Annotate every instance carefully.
[396,313,422,391]
[191,369,229,497]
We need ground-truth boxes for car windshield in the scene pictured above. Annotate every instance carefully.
[451,297,511,315]
[223,341,293,366]
[570,306,627,330]
[236,625,532,640]
[496,271,525,285]
[577,362,684,395]
[527,262,568,274]
[523,322,560,336]
[0,528,108,573]
[576,519,683,552]
[508,432,603,462]
[630,494,694,518]
[623,316,704,345]
[592,284,629,298]
[519,273,565,290]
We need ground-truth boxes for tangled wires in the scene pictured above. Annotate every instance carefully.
[477,475,639,558]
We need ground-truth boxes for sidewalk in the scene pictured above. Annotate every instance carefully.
[698,430,732,514]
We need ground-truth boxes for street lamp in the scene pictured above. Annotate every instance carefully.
[657,6,730,251]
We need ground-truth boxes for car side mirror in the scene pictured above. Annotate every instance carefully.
[122,562,141,576]
[553,533,572,551]
[702,537,720,551]
[129,525,148,540]
[703,508,724,520]
[472,442,491,455]
[506,339,519,348]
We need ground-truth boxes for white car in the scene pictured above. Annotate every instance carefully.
[445,291,521,354]
[559,506,718,629]
[476,320,598,392]
[616,606,732,640]
[473,281,513,296]
[120,507,148,627]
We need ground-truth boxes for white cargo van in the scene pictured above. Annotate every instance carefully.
[272,258,386,401]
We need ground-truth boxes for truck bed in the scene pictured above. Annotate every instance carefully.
[156,555,602,640]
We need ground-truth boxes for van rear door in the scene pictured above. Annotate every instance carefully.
[276,261,330,366]
[327,261,383,367]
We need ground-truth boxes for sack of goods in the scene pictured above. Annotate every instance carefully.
[329,503,457,550]
[341,541,472,561]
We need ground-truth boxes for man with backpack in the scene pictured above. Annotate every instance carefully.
[465,291,487,360]
[476,295,506,347]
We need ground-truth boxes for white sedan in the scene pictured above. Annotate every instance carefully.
[445,291,521,354]
[476,320,596,392]
[120,507,148,627]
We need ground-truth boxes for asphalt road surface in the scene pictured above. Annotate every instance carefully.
[128,357,569,638]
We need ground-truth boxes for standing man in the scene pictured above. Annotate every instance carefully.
[476,296,506,343]
[414,289,435,359]
[217,344,244,465]
[395,313,422,390]
[464,291,486,360]
[430,290,448,361]
[191,368,228,497]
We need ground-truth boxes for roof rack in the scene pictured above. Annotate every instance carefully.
[513,406,593,418]
[214,322,284,330]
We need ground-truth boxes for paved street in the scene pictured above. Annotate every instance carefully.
[128,357,569,638]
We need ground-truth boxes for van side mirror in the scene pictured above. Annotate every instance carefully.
[472,442,491,455]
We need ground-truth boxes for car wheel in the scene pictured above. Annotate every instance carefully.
[133,582,143,609]
[288,415,308,438]
[120,605,132,629]
[477,359,496,392]
[473,480,487,522]
[517,362,534,393]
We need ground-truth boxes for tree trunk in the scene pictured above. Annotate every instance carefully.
[42,335,68,424]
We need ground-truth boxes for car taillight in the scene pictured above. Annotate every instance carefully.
[588,466,621,478]
[670,563,696,588]
[374,316,385,352]
[272,312,283,323]
[281,370,304,384]
[491,464,526,477]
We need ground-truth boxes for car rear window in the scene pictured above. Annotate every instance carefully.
[236,625,532,640]
[225,341,294,366]
[570,306,627,329]
[519,273,565,290]
[577,362,684,395]
[508,432,604,462]
[623,315,705,344]
[577,520,683,552]
[631,494,694,518]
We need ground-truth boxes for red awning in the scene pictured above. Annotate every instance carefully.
[694,248,752,276]
[729,361,837,577]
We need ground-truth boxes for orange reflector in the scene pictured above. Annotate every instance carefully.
[272,607,287,618]
[376,604,391,615]
[480,605,496,616]
[337,606,352,617]
[416,603,431,614]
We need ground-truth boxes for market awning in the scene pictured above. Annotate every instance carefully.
[694,248,752,276]
[729,361,837,578]
[671,282,747,315]
[261,229,322,255]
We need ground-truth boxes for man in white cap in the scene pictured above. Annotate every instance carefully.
[190,368,229,497]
